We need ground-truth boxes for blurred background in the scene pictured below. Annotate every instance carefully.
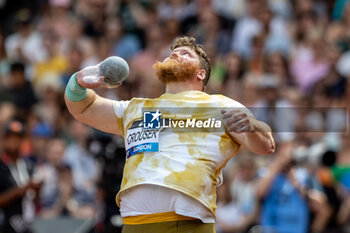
[0,0,349,233]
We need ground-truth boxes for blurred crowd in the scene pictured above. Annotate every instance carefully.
[0,0,349,233]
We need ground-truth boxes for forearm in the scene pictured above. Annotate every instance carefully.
[0,186,26,208]
[64,71,96,116]
[308,191,331,233]
[338,197,350,224]
[243,132,275,155]
[311,206,331,233]
[65,89,96,117]
[255,165,280,200]
[233,118,275,155]
[249,118,275,152]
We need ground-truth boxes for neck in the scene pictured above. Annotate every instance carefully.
[165,80,202,94]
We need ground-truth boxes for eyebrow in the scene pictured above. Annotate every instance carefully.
[173,47,196,56]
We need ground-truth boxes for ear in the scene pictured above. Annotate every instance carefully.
[196,69,206,82]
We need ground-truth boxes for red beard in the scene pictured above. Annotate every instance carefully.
[153,58,199,84]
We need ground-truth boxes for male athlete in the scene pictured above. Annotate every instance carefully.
[65,36,275,233]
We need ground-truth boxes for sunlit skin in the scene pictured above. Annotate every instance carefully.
[154,46,206,93]
[166,47,200,64]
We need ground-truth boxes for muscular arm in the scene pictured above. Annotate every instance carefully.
[232,118,275,155]
[222,110,275,155]
[64,72,123,135]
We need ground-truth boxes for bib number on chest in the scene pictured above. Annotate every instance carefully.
[125,121,159,158]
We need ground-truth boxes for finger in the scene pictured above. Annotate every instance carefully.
[221,110,233,119]
[222,116,236,127]
[224,113,247,126]
[228,118,249,131]
[229,123,246,133]
[221,109,240,115]
[102,81,122,89]
[232,112,248,119]
[235,124,250,133]
[83,76,105,89]
[222,111,241,120]
[84,82,100,89]
[98,76,105,84]
[221,110,247,120]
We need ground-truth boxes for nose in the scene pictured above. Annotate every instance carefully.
[170,51,179,59]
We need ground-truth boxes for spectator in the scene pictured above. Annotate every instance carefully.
[5,9,46,65]
[268,0,293,19]
[316,42,347,99]
[216,155,260,233]
[1,62,37,121]
[76,0,107,38]
[215,178,245,233]
[61,43,84,86]
[128,24,166,98]
[29,121,54,164]
[61,16,95,69]
[0,30,10,82]
[317,150,345,233]
[91,132,126,233]
[32,30,68,95]
[186,7,232,56]
[336,135,350,229]
[32,81,64,128]
[252,74,296,141]
[248,34,266,74]
[231,0,289,59]
[0,120,41,233]
[256,142,331,233]
[264,52,295,87]
[257,7,291,57]
[35,137,75,218]
[335,2,350,78]
[63,119,99,219]
[157,0,193,21]
[40,0,72,40]
[221,52,246,102]
[213,0,246,19]
[0,102,16,132]
[290,14,330,95]
[105,17,141,61]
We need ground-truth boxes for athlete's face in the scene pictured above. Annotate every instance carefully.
[153,46,200,83]
[166,46,200,65]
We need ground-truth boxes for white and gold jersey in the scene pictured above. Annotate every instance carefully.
[113,91,246,214]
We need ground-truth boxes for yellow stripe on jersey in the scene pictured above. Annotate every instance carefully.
[123,211,197,225]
